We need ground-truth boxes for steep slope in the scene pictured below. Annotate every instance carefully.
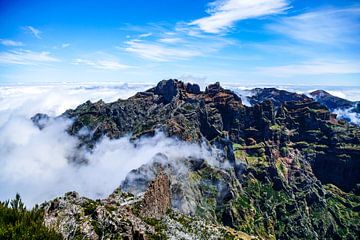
[246,88,359,124]
[248,88,311,108]
[36,79,360,239]
[310,90,359,112]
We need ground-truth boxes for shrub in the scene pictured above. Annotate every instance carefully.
[0,194,63,240]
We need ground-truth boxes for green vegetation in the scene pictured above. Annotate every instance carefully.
[323,185,360,239]
[233,143,268,167]
[295,141,309,148]
[143,218,168,240]
[0,194,63,240]
[82,200,97,216]
[270,124,282,132]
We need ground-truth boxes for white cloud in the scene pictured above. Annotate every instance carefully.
[52,43,71,50]
[333,108,360,125]
[158,37,183,44]
[0,50,59,65]
[24,26,42,39]
[73,52,132,70]
[0,39,24,47]
[325,90,360,102]
[138,32,153,38]
[0,84,150,124]
[61,43,70,48]
[124,40,205,62]
[122,23,233,62]
[260,59,360,77]
[190,0,289,33]
[120,2,241,62]
[73,58,131,70]
[268,8,360,44]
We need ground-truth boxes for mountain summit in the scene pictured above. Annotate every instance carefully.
[33,79,360,239]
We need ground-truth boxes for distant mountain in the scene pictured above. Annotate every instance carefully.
[248,87,311,108]
[245,87,360,125]
[310,89,360,117]
[31,79,359,239]
[310,90,357,110]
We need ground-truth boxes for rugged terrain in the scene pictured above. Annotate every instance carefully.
[33,79,359,239]
[248,88,359,124]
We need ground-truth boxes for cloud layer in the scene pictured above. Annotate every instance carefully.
[0,83,214,207]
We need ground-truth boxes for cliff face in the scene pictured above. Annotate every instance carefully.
[38,79,360,239]
[140,172,171,220]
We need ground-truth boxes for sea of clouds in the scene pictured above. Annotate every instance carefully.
[0,82,358,207]
[0,83,215,207]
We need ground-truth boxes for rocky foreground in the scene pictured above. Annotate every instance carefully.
[35,80,359,239]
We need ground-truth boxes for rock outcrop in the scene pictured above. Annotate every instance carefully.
[43,190,153,240]
[43,173,253,240]
[140,172,171,220]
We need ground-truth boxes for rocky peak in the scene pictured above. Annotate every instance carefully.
[310,89,357,111]
[310,90,331,98]
[249,88,311,108]
[185,82,201,94]
[140,172,171,220]
[151,79,203,103]
[205,82,223,95]
[153,79,181,103]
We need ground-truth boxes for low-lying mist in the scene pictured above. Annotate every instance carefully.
[0,83,216,207]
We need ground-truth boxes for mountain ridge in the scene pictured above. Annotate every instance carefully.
[30,79,359,239]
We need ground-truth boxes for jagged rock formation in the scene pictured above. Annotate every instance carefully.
[61,79,359,192]
[36,79,360,239]
[140,172,171,220]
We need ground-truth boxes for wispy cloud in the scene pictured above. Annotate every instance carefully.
[122,21,233,62]
[158,37,183,44]
[138,32,153,38]
[0,50,59,65]
[0,39,24,47]
[268,8,360,44]
[73,58,131,70]
[260,59,360,77]
[124,40,205,62]
[61,43,70,48]
[190,0,290,33]
[24,26,42,39]
[53,43,71,49]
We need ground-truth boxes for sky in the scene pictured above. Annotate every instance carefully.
[0,0,360,85]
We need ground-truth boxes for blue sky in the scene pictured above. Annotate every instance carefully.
[0,0,359,85]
